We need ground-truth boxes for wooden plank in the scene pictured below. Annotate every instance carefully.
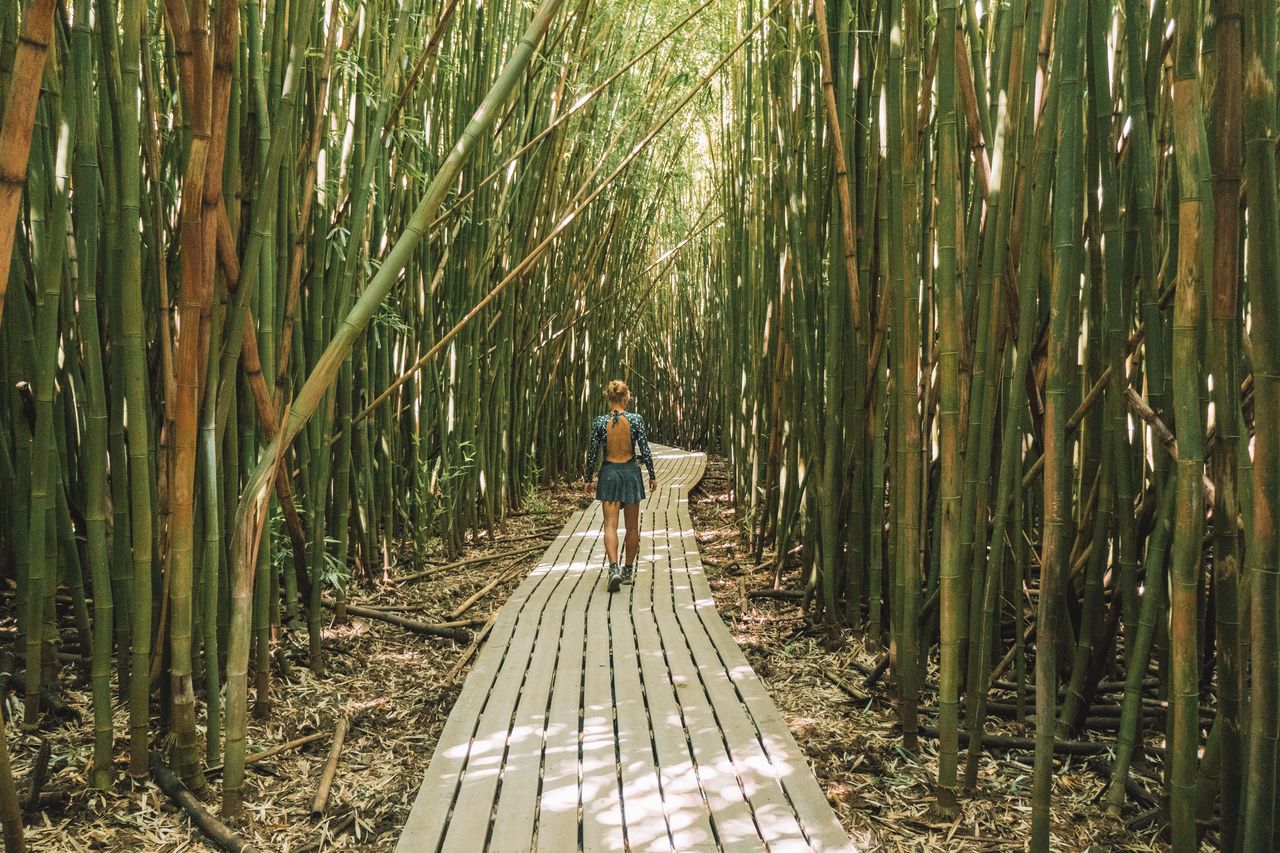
[485,553,590,852]
[581,535,625,850]
[397,511,590,852]
[441,560,583,849]
[650,507,761,850]
[631,512,717,850]
[665,521,810,847]
[608,538,672,852]
[533,524,600,852]
[674,508,854,852]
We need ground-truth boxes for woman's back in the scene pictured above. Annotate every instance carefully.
[605,413,633,461]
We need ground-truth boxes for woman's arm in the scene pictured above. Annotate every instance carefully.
[584,416,602,481]
[633,415,656,480]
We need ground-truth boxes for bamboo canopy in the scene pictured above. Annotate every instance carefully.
[0,0,1276,849]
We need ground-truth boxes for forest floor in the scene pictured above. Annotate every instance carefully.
[688,454,1175,853]
[7,453,1178,852]
[3,482,588,851]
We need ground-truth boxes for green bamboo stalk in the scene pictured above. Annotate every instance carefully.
[1032,1,1082,845]
[117,0,154,778]
[1205,0,1243,842]
[24,58,70,728]
[1241,2,1280,847]
[934,0,964,815]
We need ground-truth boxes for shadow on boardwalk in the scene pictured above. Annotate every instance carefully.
[397,445,856,852]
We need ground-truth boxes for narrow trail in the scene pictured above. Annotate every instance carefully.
[397,444,854,852]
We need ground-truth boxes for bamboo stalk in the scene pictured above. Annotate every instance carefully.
[0,0,57,330]
[321,599,471,640]
[309,717,347,816]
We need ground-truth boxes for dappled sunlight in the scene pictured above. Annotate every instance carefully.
[398,447,853,852]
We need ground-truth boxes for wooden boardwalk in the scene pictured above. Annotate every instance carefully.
[397,445,854,852]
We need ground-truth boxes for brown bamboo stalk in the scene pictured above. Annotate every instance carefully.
[150,753,257,853]
[811,0,862,330]
[322,599,471,640]
[447,560,527,620]
[0,0,57,329]
[204,731,329,776]
[309,718,348,816]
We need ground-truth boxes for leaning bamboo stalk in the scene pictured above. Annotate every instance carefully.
[0,0,57,329]
[811,0,861,331]
[222,406,290,819]
[357,0,787,421]
[222,0,568,815]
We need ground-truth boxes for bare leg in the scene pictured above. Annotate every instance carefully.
[623,502,641,565]
[602,500,621,564]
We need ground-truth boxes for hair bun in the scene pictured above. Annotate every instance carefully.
[605,379,629,404]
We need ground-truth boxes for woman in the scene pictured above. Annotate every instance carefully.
[583,380,658,591]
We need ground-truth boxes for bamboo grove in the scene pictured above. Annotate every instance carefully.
[0,0,747,844]
[2,0,1279,847]
[640,0,1280,848]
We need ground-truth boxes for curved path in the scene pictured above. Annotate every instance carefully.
[397,444,854,852]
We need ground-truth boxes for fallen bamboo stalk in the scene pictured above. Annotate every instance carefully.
[21,791,66,814]
[447,560,527,620]
[21,740,49,813]
[310,718,347,816]
[355,602,487,622]
[322,598,470,640]
[204,731,331,777]
[446,614,497,683]
[366,611,484,630]
[745,589,803,600]
[397,541,547,584]
[299,809,357,853]
[150,753,257,852]
[926,722,1167,758]
[481,525,558,544]
[823,668,870,701]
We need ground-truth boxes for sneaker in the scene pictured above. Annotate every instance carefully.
[621,564,634,584]
[607,563,622,592]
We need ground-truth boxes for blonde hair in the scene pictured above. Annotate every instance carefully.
[605,379,629,406]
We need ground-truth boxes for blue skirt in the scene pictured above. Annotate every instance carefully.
[596,460,646,505]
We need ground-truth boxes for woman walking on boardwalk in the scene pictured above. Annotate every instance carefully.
[584,380,658,591]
